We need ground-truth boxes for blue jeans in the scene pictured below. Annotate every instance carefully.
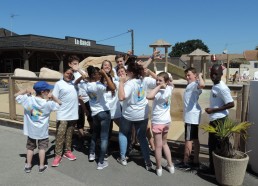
[89,110,111,163]
[119,117,150,162]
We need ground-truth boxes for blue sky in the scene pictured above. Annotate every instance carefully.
[1,0,258,56]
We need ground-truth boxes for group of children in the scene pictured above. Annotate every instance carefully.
[16,52,234,176]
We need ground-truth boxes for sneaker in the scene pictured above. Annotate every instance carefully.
[176,162,191,171]
[145,162,153,171]
[117,157,127,166]
[166,165,175,174]
[89,153,95,162]
[104,154,108,161]
[63,150,76,161]
[24,164,32,173]
[97,161,108,170]
[39,165,48,173]
[52,156,62,167]
[156,167,162,176]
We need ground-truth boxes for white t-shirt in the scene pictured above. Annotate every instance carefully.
[151,85,173,125]
[122,77,156,121]
[209,81,234,121]
[52,79,79,121]
[16,95,60,139]
[73,71,89,103]
[183,81,202,124]
[104,80,121,119]
[81,81,110,116]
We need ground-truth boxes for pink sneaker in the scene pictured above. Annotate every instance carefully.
[52,156,62,167]
[63,150,76,161]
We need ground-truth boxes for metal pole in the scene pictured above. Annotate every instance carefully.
[131,29,134,55]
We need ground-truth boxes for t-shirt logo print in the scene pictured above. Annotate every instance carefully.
[88,92,97,102]
[29,105,43,122]
[136,86,145,102]
[163,96,170,109]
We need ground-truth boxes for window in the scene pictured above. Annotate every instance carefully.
[254,63,258,68]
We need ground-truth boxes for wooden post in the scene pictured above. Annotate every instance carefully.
[226,54,230,84]
[8,76,16,120]
[165,47,168,72]
[203,56,207,80]
[241,84,250,122]
[236,84,250,152]
[59,60,64,73]
[153,47,157,73]
[190,56,193,67]
[234,88,243,151]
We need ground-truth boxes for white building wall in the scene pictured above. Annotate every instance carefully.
[246,80,258,174]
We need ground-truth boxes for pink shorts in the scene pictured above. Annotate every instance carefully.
[152,124,170,134]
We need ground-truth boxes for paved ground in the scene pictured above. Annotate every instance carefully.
[0,124,257,186]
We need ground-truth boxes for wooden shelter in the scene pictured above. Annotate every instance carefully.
[149,39,171,73]
[188,48,211,80]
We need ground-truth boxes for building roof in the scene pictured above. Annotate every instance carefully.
[215,54,244,61]
[187,48,210,56]
[243,50,258,61]
[0,28,18,37]
[0,28,121,55]
[149,39,171,47]
[180,53,244,62]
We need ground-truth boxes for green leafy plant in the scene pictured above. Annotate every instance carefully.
[200,118,251,158]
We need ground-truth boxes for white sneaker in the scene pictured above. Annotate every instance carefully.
[156,167,162,176]
[97,161,108,170]
[117,158,127,166]
[166,165,175,174]
[89,153,95,161]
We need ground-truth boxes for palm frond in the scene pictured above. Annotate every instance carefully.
[200,118,252,158]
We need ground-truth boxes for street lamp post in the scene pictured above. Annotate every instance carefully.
[128,29,134,55]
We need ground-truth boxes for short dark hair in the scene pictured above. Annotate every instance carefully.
[184,67,197,74]
[115,54,125,61]
[67,55,80,64]
[157,72,170,82]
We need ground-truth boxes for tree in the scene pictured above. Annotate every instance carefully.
[169,39,210,57]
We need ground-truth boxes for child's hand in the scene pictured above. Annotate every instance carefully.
[205,108,213,114]
[160,83,166,89]
[71,64,79,71]
[47,92,53,100]
[144,68,150,76]
[26,88,34,95]
[119,77,127,83]
[99,69,106,76]
[153,50,162,59]
[137,60,144,66]
[198,73,203,79]
[127,50,132,56]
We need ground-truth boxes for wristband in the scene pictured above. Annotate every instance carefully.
[149,55,154,60]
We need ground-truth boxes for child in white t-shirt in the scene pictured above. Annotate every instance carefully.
[78,65,116,170]
[52,68,79,167]
[177,67,205,171]
[147,72,174,176]
[15,81,61,173]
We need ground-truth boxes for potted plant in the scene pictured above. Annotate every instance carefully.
[200,118,251,186]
